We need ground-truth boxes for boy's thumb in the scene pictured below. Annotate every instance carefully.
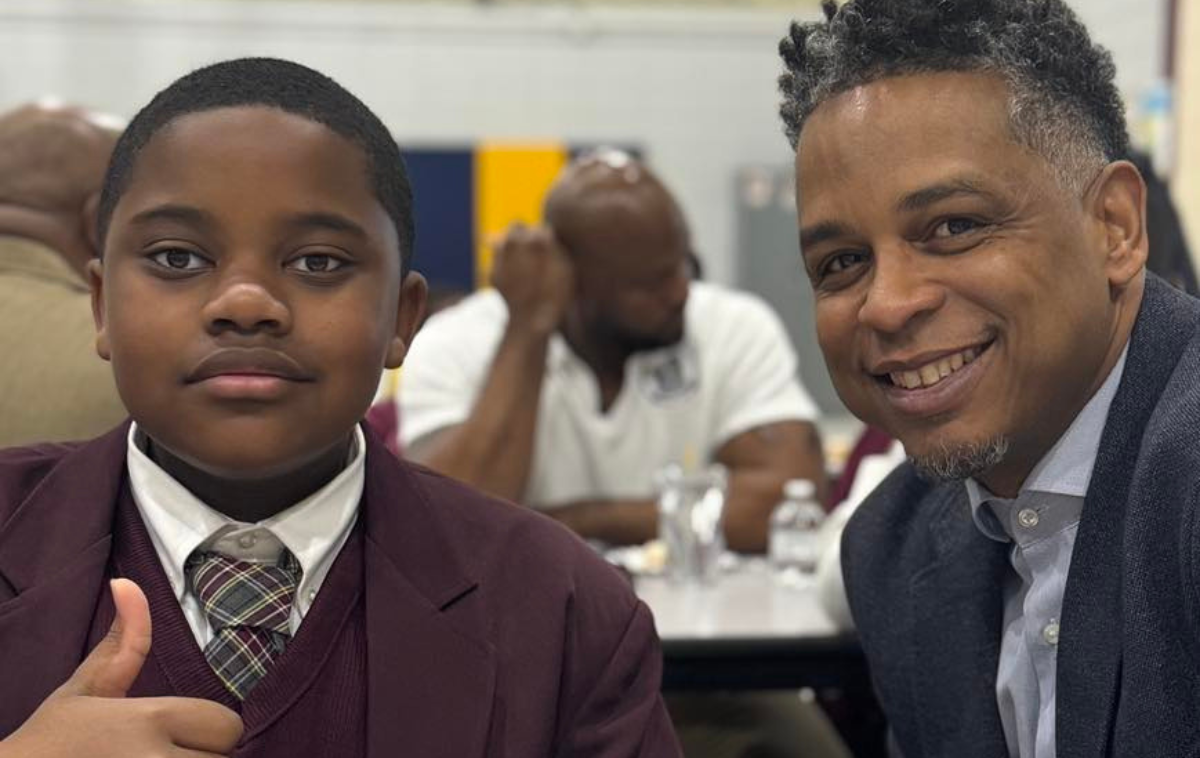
[56,578,152,699]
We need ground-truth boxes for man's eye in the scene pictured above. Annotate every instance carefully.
[288,254,345,274]
[149,249,208,270]
[932,217,981,238]
[823,251,867,275]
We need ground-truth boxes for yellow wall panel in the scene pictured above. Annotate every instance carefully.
[474,143,568,288]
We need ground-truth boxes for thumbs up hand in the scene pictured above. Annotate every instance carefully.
[0,579,243,757]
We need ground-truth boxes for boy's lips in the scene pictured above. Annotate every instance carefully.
[186,348,314,400]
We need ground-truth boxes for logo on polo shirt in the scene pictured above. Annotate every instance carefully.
[637,345,699,403]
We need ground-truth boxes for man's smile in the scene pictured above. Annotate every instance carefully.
[872,341,995,417]
[874,343,989,389]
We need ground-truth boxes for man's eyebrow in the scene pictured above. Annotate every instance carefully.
[282,211,368,240]
[799,220,853,253]
[127,203,215,230]
[896,177,1000,214]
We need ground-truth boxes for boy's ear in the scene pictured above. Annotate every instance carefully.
[87,258,112,362]
[1088,160,1148,290]
[83,190,103,256]
[385,271,428,369]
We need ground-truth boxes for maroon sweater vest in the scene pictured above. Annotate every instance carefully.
[88,482,369,758]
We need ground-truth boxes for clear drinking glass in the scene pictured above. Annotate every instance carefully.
[655,463,728,584]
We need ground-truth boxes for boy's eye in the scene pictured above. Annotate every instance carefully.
[149,248,209,271]
[932,217,981,238]
[287,254,345,274]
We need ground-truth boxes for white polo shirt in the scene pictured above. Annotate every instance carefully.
[400,282,818,508]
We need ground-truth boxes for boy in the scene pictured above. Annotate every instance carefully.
[0,57,680,757]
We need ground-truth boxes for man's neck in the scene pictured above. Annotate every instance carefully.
[560,322,630,412]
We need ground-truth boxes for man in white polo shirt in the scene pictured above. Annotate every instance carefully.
[400,151,827,554]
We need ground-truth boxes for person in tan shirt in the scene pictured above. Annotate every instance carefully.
[0,102,127,447]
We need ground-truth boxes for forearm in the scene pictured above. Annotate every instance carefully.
[545,479,796,553]
[544,498,658,546]
[722,469,795,553]
[416,325,551,502]
[719,421,829,554]
[543,459,829,553]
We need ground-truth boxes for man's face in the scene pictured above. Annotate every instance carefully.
[797,72,1130,492]
[93,106,422,480]
[573,192,691,353]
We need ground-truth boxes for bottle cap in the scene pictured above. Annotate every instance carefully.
[783,478,816,501]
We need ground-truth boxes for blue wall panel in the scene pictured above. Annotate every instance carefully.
[403,148,475,292]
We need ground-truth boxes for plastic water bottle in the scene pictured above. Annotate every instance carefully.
[769,479,825,577]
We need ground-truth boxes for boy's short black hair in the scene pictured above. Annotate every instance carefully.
[98,57,416,274]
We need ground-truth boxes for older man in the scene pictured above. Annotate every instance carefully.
[780,1,1200,755]
[401,151,827,553]
[0,102,126,446]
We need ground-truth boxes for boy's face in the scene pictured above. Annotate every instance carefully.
[91,106,425,480]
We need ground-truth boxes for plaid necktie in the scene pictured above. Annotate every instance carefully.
[186,549,302,700]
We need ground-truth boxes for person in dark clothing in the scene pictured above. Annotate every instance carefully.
[0,57,680,758]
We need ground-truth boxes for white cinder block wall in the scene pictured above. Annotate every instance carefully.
[0,0,1171,287]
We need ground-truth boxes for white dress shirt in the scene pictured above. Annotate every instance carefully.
[966,346,1128,758]
[126,423,364,648]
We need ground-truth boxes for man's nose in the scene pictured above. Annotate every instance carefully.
[856,244,945,335]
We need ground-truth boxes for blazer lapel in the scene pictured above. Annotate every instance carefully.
[1057,276,1200,758]
[910,486,1010,757]
[0,423,130,734]
[360,429,496,758]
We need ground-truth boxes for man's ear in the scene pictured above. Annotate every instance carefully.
[385,271,428,369]
[87,258,112,362]
[1087,160,1148,289]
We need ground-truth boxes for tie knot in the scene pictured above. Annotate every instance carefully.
[187,549,302,635]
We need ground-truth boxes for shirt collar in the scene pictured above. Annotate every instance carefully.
[967,343,1128,540]
[126,422,365,604]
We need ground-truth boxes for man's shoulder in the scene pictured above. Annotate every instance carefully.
[687,282,774,321]
[842,463,964,580]
[1128,288,1200,466]
[403,289,508,375]
[418,289,507,339]
[685,282,791,351]
[0,235,84,290]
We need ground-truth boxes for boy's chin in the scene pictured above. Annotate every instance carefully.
[145,430,354,482]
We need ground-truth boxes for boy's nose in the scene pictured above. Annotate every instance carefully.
[203,280,292,336]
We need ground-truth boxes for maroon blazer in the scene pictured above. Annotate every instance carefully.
[0,422,681,757]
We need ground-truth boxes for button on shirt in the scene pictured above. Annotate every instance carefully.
[126,423,364,648]
[966,346,1126,758]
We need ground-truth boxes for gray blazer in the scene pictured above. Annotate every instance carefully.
[843,274,1200,758]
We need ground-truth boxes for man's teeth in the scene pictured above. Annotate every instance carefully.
[890,347,980,389]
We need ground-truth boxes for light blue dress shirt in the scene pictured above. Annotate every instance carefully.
[965,346,1128,758]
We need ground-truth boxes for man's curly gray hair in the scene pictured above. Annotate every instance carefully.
[779,0,1131,193]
